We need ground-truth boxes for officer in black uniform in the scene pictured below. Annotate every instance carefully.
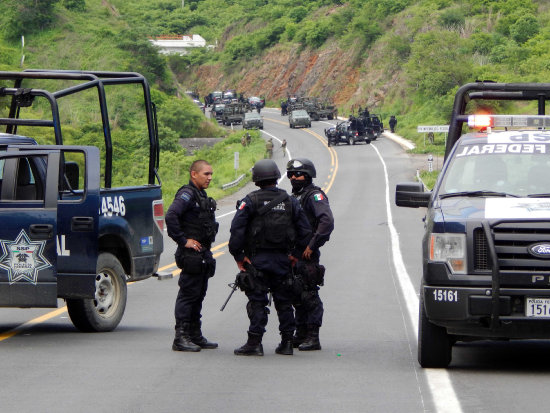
[389,115,397,133]
[229,159,311,356]
[287,158,334,351]
[165,160,219,352]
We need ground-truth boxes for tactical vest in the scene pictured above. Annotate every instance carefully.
[178,184,218,248]
[245,189,295,255]
[296,185,326,231]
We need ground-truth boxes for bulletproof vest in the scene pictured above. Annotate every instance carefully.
[245,189,295,255]
[296,185,325,231]
[178,184,218,247]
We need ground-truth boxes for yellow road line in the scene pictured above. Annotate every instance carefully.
[0,307,68,342]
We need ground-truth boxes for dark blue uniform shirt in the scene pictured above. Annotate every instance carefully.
[297,184,334,252]
[165,181,210,247]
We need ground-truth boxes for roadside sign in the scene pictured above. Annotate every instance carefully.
[417,125,449,133]
[234,151,239,170]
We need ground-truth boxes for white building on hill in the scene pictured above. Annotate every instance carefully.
[149,34,207,55]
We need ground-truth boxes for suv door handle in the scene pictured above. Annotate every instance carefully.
[29,224,53,240]
[71,216,94,232]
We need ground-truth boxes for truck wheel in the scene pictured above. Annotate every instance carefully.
[418,289,452,368]
[67,252,127,332]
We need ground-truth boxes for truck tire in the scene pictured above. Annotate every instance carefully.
[418,288,452,368]
[67,252,127,332]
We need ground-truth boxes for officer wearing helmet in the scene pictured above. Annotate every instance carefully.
[287,158,334,351]
[229,159,312,356]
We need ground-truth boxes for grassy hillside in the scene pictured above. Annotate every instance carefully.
[1,0,550,176]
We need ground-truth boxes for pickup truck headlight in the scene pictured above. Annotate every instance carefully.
[429,233,467,274]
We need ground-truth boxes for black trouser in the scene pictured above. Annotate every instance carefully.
[294,255,324,327]
[245,252,295,335]
[174,250,213,325]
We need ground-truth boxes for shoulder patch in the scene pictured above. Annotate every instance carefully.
[239,201,247,210]
[180,191,192,202]
[313,193,324,201]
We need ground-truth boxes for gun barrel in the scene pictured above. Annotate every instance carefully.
[220,283,238,311]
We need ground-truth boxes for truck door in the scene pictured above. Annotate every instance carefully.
[55,147,100,299]
[0,149,61,307]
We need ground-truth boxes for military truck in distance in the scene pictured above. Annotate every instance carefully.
[221,102,247,125]
[396,81,550,368]
[0,70,165,332]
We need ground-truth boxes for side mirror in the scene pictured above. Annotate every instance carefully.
[64,161,79,190]
[395,182,431,208]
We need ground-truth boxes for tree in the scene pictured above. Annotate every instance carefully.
[4,0,59,39]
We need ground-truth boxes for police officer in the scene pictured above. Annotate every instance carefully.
[165,160,219,352]
[287,158,334,351]
[229,159,311,356]
[389,115,397,133]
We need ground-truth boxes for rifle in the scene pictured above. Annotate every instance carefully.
[220,281,238,312]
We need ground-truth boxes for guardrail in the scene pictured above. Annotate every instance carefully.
[222,174,246,190]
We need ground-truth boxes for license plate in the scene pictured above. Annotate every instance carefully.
[526,297,550,317]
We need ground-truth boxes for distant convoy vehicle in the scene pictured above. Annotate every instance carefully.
[289,109,311,128]
[0,70,165,332]
[221,102,247,125]
[210,102,225,120]
[324,121,371,146]
[243,111,263,129]
[396,81,550,368]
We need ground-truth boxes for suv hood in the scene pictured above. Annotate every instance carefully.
[439,197,550,220]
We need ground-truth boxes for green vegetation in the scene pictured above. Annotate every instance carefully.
[2,0,550,191]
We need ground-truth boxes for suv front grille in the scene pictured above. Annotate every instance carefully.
[474,223,550,272]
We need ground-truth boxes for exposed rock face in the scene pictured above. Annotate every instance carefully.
[176,43,367,107]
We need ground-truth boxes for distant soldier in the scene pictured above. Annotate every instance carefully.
[265,138,274,159]
[246,132,252,146]
[241,135,247,147]
[281,139,287,157]
[389,115,397,133]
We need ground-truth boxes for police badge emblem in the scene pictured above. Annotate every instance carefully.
[0,229,53,285]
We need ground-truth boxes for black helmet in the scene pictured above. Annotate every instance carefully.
[252,159,281,182]
[286,158,316,178]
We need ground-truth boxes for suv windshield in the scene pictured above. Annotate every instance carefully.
[439,145,550,197]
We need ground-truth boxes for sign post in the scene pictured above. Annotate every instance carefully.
[234,152,239,178]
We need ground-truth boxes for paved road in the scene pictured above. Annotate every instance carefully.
[1,108,549,412]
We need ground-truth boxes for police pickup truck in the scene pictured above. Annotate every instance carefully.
[396,82,550,367]
[0,70,164,332]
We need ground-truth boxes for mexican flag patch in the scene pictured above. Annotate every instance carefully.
[313,193,324,201]
[239,201,246,210]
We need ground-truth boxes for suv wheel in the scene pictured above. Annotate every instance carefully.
[418,287,452,368]
[67,252,128,332]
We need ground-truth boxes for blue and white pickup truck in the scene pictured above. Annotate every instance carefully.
[396,82,550,368]
[0,70,164,332]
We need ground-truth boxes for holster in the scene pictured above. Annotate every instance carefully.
[295,261,325,289]
[175,247,216,277]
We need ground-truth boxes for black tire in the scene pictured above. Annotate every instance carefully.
[347,139,351,145]
[67,252,128,332]
[418,287,452,368]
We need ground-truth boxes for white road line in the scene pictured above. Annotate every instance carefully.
[372,144,463,413]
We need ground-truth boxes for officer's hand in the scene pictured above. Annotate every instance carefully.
[289,255,298,267]
[185,239,202,252]
[302,246,313,260]
[237,256,251,271]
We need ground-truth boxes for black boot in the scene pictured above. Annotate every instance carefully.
[172,322,201,352]
[234,331,264,356]
[293,325,308,348]
[275,331,294,355]
[190,322,218,349]
[298,325,321,351]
